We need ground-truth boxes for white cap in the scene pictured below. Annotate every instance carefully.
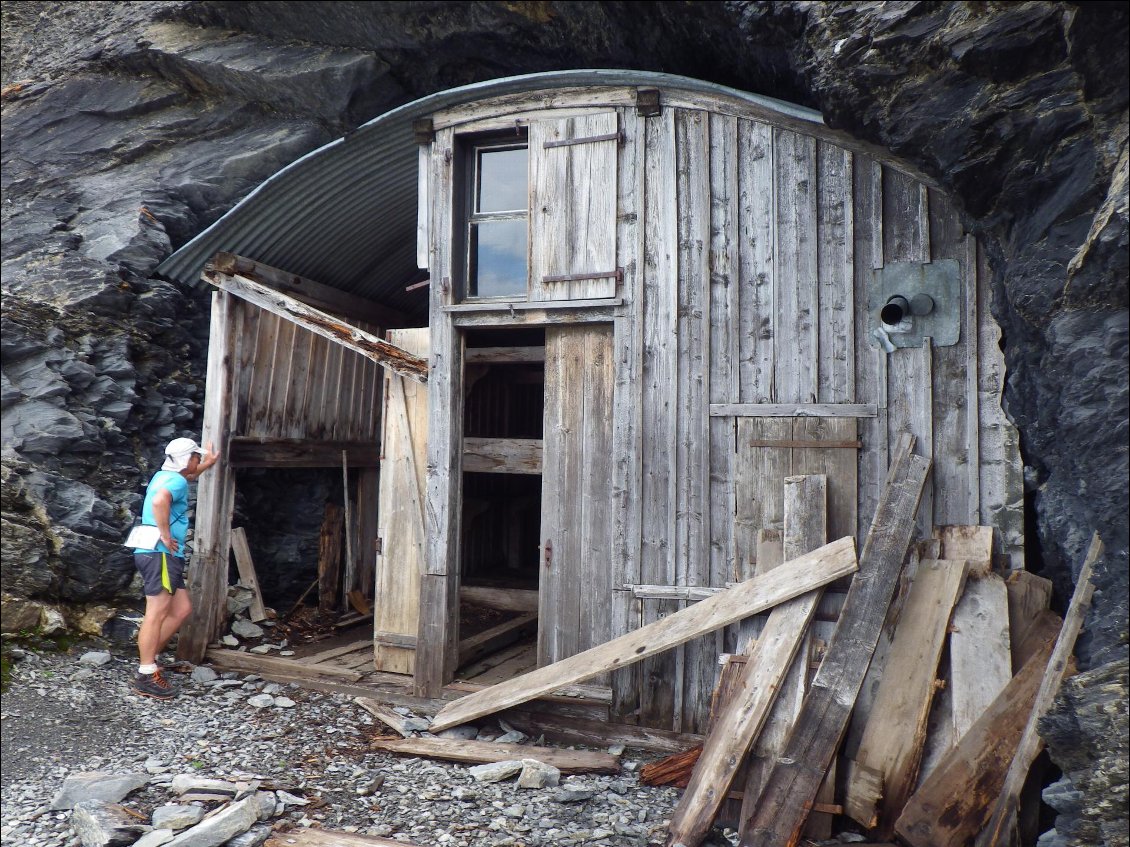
[162,437,205,471]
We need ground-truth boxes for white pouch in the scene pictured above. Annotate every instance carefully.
[124,524,162,550]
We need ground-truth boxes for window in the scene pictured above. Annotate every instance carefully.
[466,143,528,298]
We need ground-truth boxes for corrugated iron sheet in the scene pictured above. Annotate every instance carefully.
[155,70,822,321]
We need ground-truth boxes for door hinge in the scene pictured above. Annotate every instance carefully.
[544,539,553,569]
[375,537,383,555]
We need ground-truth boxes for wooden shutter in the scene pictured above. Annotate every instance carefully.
[529,112,619,301]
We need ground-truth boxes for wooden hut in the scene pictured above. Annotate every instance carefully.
[166,73,1023,735]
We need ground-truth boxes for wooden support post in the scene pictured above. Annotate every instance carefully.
[177,291,242,663]
[341,450,354,608]
[318,502,344,614]
[430,536,857,733]
[739,435,930,847]
[230,527,267,622]
[417,127,462,698]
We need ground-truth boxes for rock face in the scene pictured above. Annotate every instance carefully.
[2,1,1126,840]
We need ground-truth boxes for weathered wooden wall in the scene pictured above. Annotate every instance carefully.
[236,308,384,442]
[425,86,1025,731]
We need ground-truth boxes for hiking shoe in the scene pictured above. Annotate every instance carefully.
[131,670,176,700]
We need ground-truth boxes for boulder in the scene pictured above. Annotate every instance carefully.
[51,772,150,810]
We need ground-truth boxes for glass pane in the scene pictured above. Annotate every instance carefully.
[477,147,528,213]
[470,220,527,297]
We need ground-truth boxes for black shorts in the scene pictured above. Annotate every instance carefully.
[134,551,187,596]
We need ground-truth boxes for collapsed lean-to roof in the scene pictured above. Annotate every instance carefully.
[155,70,823,321]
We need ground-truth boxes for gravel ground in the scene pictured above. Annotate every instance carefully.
[0,641,727,847]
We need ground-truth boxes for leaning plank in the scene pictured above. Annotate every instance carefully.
[976,533,1102,847]
[949,573,1012,740]
[430,537,858,732]
[370,737,621,774]
[355,697,417,738]
[265,828,421,846]
[893,613,1063,847]
[204,649,363,681]
[1005,570,1053,672]
[739,434,930,847]
[230,527,267,622]
[844,558,969,835]
[666,562,823,845]
[204,269,428,383]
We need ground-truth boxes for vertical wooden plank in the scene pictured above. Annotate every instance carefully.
[854,158,886,544]
[639,106,679,730]
[417,127,462,697]
[538,329,564,666]
[884,171,934,537]
[579,326,614,678]
[709,113,740,657]
[976,241,1025,568]
[675,108,714,732]
[773,129,819,404]
[737,119,775,403]
[300,332,329,439]
[333,347,358,441]
[234,304,259,435]
[928,189,977,525]
[733,120,774,581]
[742,475,828,830]
[265,319,296,437]
[817,141,855,404]
[177,292,241,662]
[610,104,645,722]
[738,417,791,560]
[282,326,313,438]
[792,417,858,545]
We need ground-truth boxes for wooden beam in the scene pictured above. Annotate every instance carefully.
[739,435,931,847]
[458,612,538,666]
[459,586,539,612]
[667,476,828,847]
[354,697,418,737]
[211,252,407,328]
[465,346,546,364]
[429,536,858,732]
[844,558,969,836]
[710,403,878,418]
[462,437,543,474]
[893,614,1063,847]
[317,503,344,615]
[177,291,242,664]
[450,302,622,327]
[265,829,421,847]
[229,527,267,622]
[204,648,363,681]
[369,736,621,774]
[229,437,380,468]
[204,269,428,383]
[976,533,1101,847]
[298,639,370,665]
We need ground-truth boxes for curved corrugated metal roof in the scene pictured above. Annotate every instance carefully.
[156,70,823,320]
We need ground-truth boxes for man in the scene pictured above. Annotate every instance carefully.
[131,436,219,699]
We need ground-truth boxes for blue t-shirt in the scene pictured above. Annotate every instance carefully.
[135,470,190,556]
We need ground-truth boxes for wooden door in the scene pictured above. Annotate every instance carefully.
[373,327,429,673]
[538,324,615,667]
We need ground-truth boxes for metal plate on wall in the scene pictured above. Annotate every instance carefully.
[867,259,961,349]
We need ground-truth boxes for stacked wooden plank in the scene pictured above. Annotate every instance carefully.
[421,436,1097,847]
